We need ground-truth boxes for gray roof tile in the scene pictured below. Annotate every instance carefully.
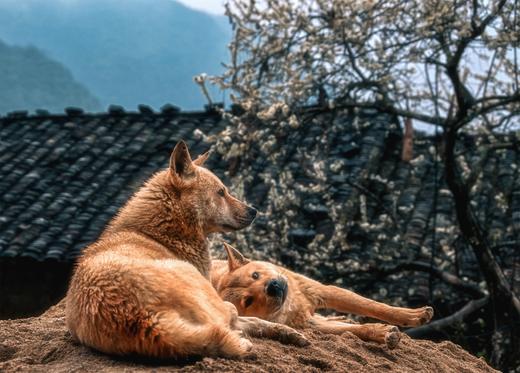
[0,109,224,260]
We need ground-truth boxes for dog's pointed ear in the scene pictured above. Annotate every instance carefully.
[193,150,210,166]
[223,242,250,272]
[170,140,196,182]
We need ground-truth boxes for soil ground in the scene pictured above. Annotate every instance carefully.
[0,300,497,373]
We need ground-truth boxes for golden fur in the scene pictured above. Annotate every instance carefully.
[211,243,434,349]
[66,141,308,359]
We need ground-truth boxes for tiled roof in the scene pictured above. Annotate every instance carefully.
[0,106,225,260]
[0,106,518,306]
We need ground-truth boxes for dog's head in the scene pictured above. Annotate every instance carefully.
[213,243,289,320]
[168,141,257,234]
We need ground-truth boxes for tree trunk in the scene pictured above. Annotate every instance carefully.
[443,126,520,369]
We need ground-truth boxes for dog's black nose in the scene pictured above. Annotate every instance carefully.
[247,206,257,220]
[265,278,287,299]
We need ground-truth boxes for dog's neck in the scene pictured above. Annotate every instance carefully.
[104,171,211,277]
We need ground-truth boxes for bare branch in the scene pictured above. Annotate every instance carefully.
[377,261,486,299]
[308,101,446,127]
[406,296,490,338]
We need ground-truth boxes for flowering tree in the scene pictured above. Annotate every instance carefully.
[210,0,519,369]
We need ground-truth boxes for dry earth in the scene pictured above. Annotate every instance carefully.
[0,300,497,373]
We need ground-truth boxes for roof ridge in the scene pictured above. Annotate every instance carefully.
[0,107,223,124]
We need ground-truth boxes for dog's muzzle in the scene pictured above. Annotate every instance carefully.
[265,278,288,304]
[244,206,257,223]
[233,206,258,229]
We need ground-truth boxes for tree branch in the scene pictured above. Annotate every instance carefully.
[378,261,486,299]
[305,101,446,127]
[439,0,520,327]
[445,0,508,121]
[460,93,520,129]
[406,296,490,338]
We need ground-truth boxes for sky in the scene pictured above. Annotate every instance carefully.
[177,0,225,15]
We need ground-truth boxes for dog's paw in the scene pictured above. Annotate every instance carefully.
[362,323,401,349]
[232,338,255,359]
[239,337,254,353]
[408,306,434,326]
[282,328,311,347]
[395,306,434,327]
[288,330,311,347]
[384,326,401,349]
[219,334,254,359]
[420,306,434,324]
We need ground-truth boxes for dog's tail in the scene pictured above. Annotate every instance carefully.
[138,310,253,359]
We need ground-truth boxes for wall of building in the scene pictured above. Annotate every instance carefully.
[0,259,72,318]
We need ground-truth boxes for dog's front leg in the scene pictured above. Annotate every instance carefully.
[235,316,310,347]
[308,315,401,349]
[319,285,433,327]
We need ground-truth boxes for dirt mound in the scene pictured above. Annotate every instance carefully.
[0,300,496,373]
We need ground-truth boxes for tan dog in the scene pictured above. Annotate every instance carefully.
[66,141,308,359]
[211,243,434,349]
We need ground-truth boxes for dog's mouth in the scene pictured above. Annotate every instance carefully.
[222,214,257,231]
[222,223,240,231]
[232,207,258,229]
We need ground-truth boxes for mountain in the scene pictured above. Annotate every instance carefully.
[0,0,230,111]
[0,39,101,114]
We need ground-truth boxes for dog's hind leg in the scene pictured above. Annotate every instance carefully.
[308,315,401,349]
[139,310,253,359]
[316,285,434,327]
[235,316,310,347]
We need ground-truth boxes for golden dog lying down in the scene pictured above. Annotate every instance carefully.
[211,243,434,349]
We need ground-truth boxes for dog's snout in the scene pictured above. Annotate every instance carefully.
[265,278,287,299]
[247,206,257,220]
[230,205,257,230]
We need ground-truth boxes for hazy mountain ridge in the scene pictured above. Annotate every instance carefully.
[0,39,101,114]
[0,0,230,111]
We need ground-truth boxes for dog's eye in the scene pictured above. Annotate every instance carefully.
[244,296,254,308]
[252,272,260,280]
[218,188,225,197]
